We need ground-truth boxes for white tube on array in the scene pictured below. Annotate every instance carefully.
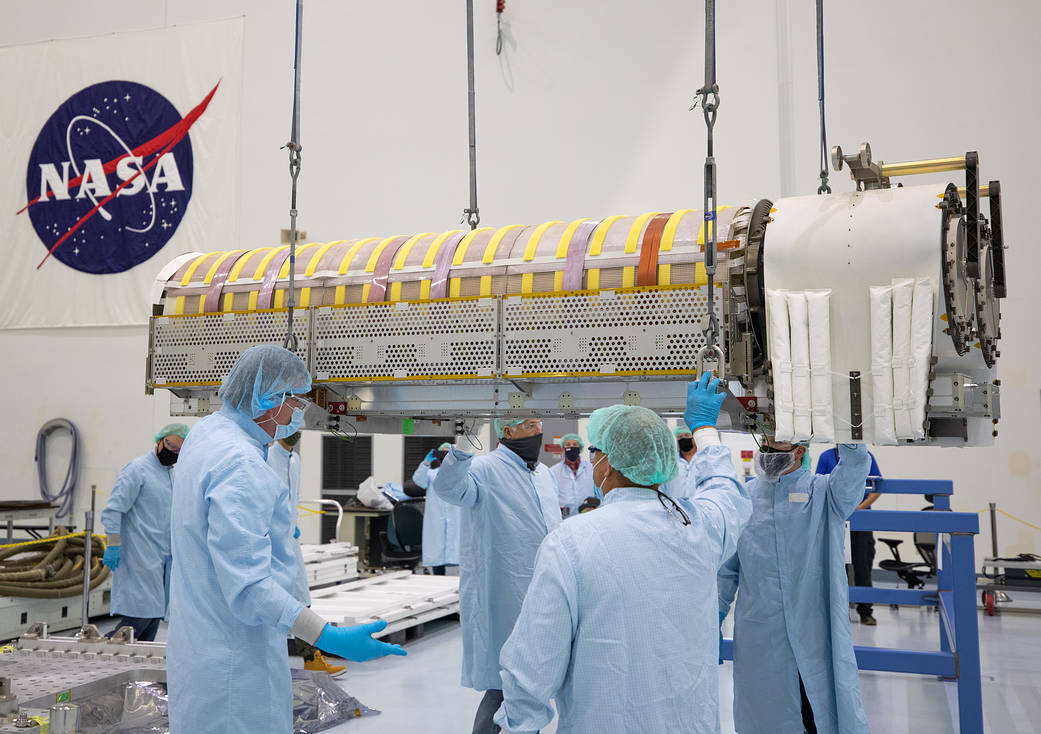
[786,292,812,441]
[910,277,935,440]
[891,278,915,439]
[870,285,896,445]
[806,289,834,443]
[767,288,794,441]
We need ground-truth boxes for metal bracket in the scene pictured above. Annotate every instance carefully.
[558,393,575,410]
[965,152,980,278]
[849,370,863,440]
[831,143,889,191]
[508,392,527,409]
[622,391,641,406]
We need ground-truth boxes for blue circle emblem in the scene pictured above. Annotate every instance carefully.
[25,80,194,274]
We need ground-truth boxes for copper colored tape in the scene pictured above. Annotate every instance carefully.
[256,249,294,310]
[637,213,672,286]
[367,235,411,303]
[428,232,467,299]
[562,220,600,291]
[204,251,252,313]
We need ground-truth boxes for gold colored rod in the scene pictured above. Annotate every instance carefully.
[881,156,966,177]
[936,186,991,200]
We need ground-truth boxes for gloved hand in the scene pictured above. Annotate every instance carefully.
[424,449,436,464]
[293,526,301,539]
[102,545,121,570]
[718,611,727,665]
[685,372,726,431]
[315,620,407,662]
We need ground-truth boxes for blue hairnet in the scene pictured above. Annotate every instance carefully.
[587,405,678,487]
[560,433,584,448]
[674,425,692,437]
[217,344,312,419]
[493,418,526,439]
[155,423,190,442]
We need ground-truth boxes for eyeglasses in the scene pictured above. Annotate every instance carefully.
[161,437,182,453]
[277,393,313,412]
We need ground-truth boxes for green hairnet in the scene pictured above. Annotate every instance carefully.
[218,344,311,419]
[155,423,190,442]
[587,405,678,487]
[493,418,526,439]
[438,442,452,451]
[560,433,584,448]
[674,425,692,437]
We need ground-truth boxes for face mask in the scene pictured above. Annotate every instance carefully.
[677,437,694,453]
[274,407,306,441]
[591,453,608,498]
[564,446,581,462]
[501,434,543,470]
[755,451,798,480]
[283,431,302,447]
[157,446,178,466]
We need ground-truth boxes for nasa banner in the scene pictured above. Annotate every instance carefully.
[0,18,243,328]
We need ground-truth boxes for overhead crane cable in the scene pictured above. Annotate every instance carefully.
[463,0,481,230]
[496,0,505,56]
[816,0,831,195]
[695,0,722,360]
[283,0,304,351]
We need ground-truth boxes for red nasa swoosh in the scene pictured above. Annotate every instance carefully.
[20,80,221,270]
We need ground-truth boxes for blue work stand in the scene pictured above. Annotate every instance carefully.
[720,479,983,734]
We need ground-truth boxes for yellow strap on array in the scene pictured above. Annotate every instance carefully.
[586,214,626,290]
[333,238,380,304]
[658,209,695,286]
[174,253,220,314]
[197,249,246,313]
[478,225,522,296]
[419,230,463,300]
[520,221,563,293]
[449,228,494,297]
[553,218,591,291]
[360,236,406,302]
[271,242,327,309]
[222,246,273,311]
[389,233,437,301]
[297,241,341,307]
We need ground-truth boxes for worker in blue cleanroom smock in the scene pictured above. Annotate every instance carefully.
[816,446,884,626]
[432,417,560,734]
[269,431,345,678]
[719,437,873,734]
[494,374,752,734]
[167,345,405,734]
[658,424,699,499]
[412,441,462,575]
[548,432,596,519]
[100,422,190,642]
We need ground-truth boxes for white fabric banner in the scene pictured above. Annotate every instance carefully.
[0,18,242,328]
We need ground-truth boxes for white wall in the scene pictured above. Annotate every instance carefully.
[1,0,1038,563]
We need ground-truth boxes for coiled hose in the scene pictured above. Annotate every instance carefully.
[35,418,79,519]
[0,529,109,598]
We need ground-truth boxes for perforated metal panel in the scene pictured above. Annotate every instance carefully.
[311,297,498,381]
[150,309,309,387]
[501,285,720,377]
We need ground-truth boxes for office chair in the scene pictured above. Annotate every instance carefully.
[379,499,424,569]
[879,505,941,591]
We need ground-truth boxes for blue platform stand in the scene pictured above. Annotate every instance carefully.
[720,478,983,734]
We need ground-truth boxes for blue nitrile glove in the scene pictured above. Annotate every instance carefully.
[424,450,436,464]
[718,611,727,665]
[315,620,407,662]
[293,526,301,539]
[102,545,121,570]
[685,372,726,431]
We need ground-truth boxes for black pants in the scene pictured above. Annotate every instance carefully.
[850,530,876,616]
[799,675,817,734]
[432,565,447,576]
[107,615,161,642]
[473,689,504,734]
[287,637,318,661]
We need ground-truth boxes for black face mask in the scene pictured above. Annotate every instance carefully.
[677,437,694,453]
[501,434,543,470]
[157,446,179,466]
[283,431,302,447]
[564,446,581,462]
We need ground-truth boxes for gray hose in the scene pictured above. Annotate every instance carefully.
[35,419,79,519]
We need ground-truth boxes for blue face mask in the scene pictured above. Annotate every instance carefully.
[591,454,607,499]
[274,407,306,441]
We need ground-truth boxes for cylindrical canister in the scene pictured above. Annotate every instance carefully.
[49,703,79,734]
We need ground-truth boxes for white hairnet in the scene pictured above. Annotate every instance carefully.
[217,345,311,419]
[587,405,678,487]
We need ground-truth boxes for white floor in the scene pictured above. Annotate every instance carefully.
[101,601,1041,733]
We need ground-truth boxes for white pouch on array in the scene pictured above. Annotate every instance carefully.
[909,277,935,440]
[767,288,795,441]
[806,289,835,443]
[891,278,915,439]
[786,292,813,441]
[870,285,896,445]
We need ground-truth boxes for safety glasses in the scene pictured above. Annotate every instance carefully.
[277,393,314,413]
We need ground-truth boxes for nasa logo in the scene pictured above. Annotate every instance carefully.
[22,80,218,274]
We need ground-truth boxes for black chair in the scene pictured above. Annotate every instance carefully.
[379,499,424,569]
[879,504,941,591]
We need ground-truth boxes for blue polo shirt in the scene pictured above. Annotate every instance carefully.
[815,448,882,505]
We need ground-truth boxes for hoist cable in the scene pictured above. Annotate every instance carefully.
[694,0,721,353]
[284,0,304,350]
[815,0,831,195]
[463,0,481,229]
